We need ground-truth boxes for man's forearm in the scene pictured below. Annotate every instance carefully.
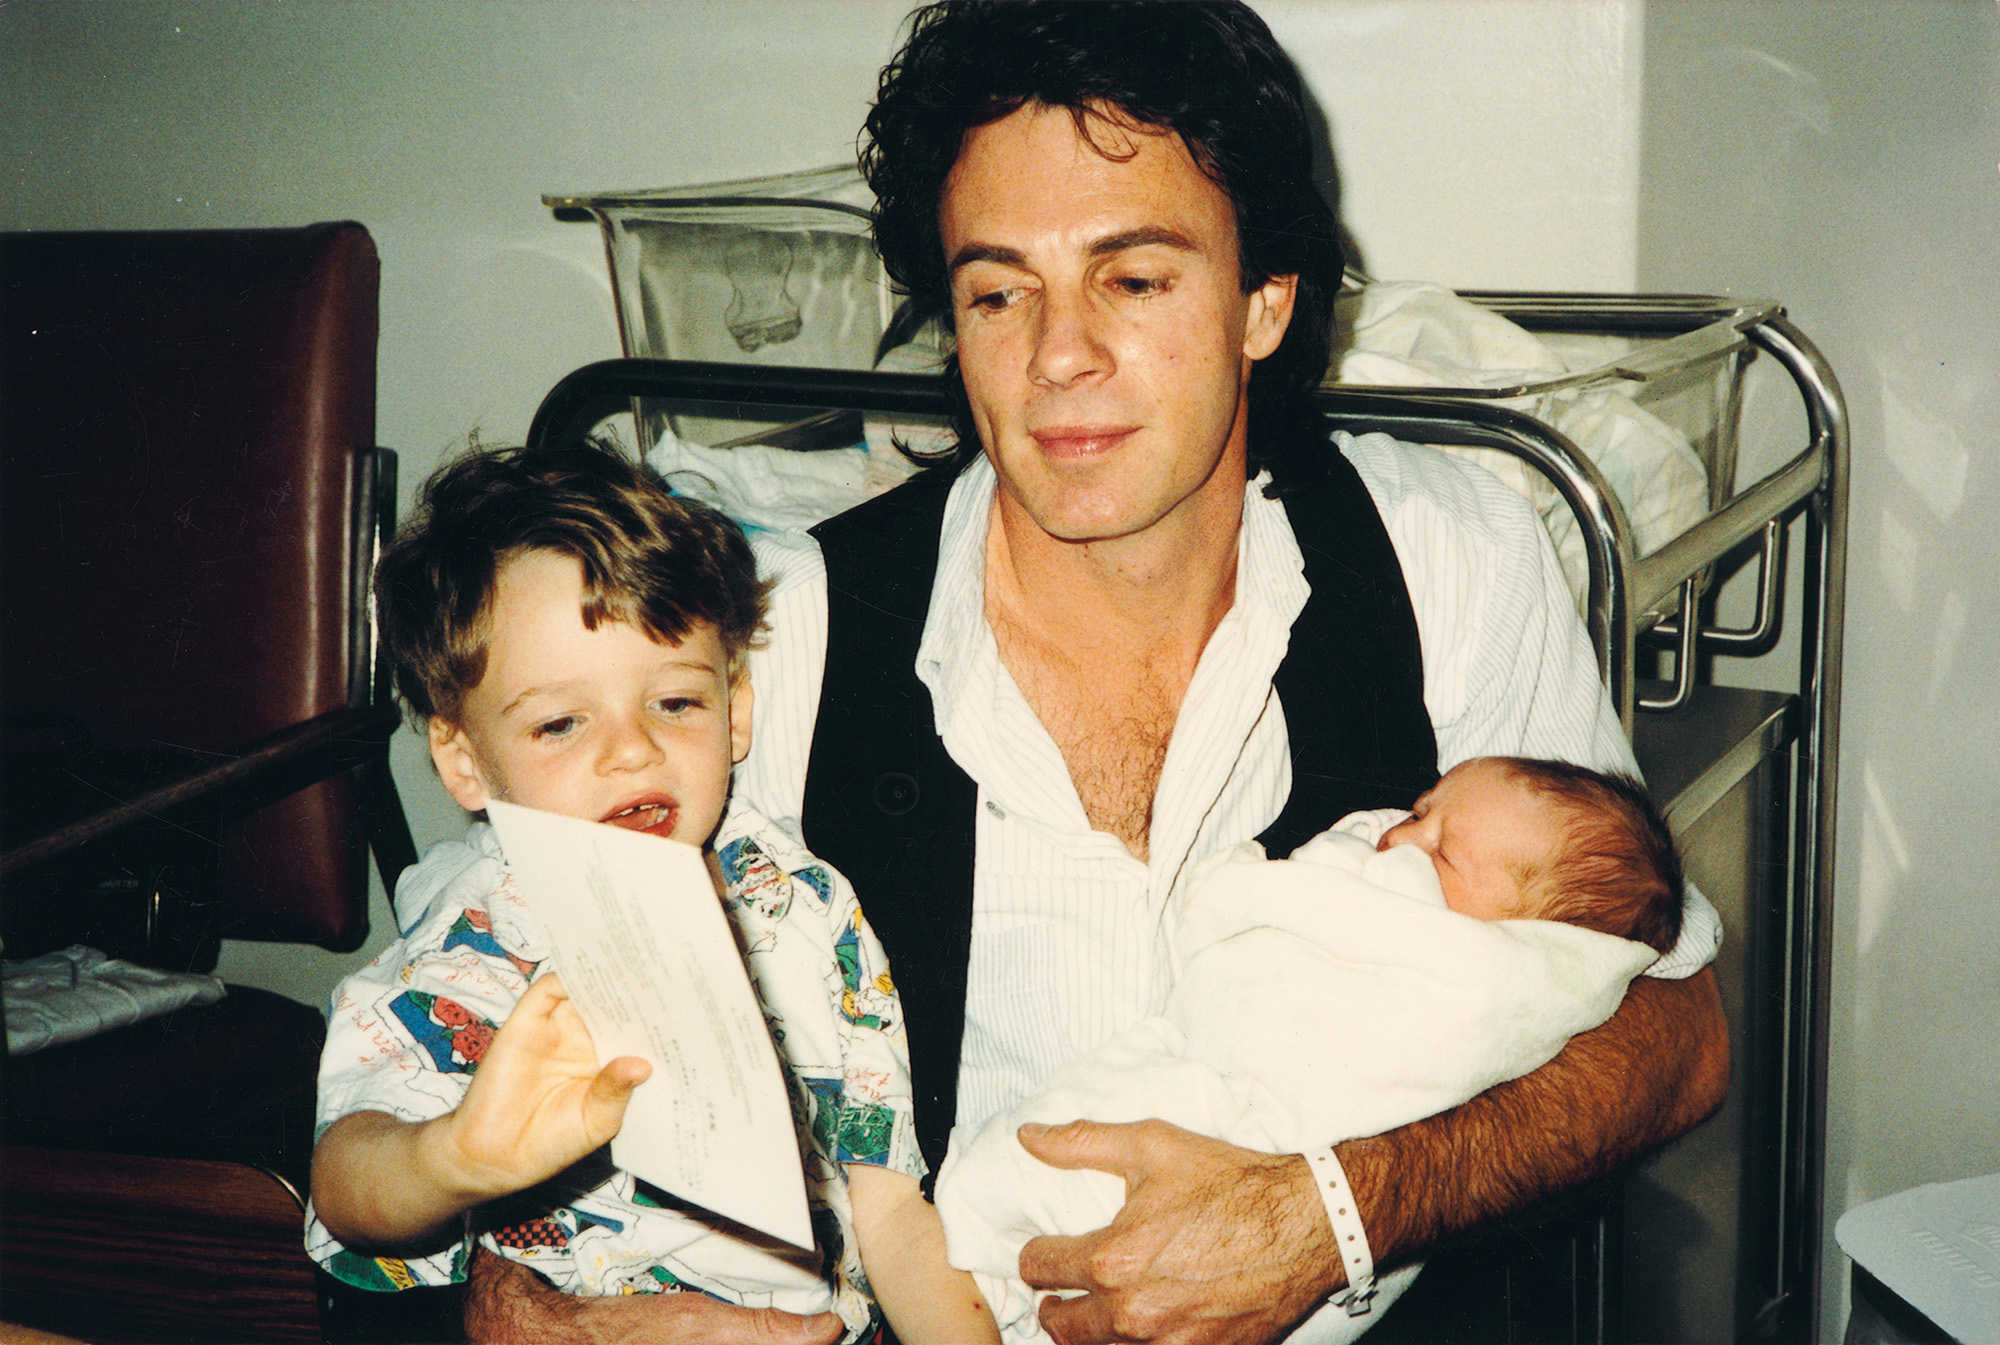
[461,1245,847,1345]
[464,1247,576,1345]
[1343,967,1729,1267]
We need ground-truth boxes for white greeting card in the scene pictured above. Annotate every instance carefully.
[485,800,811,1250]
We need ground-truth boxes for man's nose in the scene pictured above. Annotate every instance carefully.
[1027,284,1110,388]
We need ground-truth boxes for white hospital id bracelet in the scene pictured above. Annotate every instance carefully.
[1305,1145,1376,1316]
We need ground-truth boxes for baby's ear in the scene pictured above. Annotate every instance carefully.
[428,718,491,813]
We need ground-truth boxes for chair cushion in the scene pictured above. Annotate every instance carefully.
[3,984,326,1178]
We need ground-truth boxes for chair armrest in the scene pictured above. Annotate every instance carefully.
[2,705,401,879]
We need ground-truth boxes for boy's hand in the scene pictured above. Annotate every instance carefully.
[439,972,651,1197]
[311,974,650,1250]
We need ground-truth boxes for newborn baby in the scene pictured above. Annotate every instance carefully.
[935,756,1683,1345]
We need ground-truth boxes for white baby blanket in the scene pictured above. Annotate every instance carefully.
[934,816,1659,1345]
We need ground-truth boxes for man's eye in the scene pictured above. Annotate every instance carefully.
[1111,275,1167,297]
[533,716,579,740]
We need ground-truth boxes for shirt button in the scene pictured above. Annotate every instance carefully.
[985,800,1007,820]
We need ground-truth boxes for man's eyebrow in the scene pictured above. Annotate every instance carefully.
[947,242,1026,275]
[1088,226,1199,257]
[947,226,1201,277]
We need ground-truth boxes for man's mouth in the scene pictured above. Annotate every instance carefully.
[1030,425,1137,459]
[600,798,679,837]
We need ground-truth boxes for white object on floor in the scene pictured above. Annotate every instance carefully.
[1836,1172,2000,1344]
[2,944,226,1055]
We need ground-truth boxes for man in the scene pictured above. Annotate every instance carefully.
[467,4,1727,1342]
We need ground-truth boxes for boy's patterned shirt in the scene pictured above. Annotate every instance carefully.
[305,805,920,1339]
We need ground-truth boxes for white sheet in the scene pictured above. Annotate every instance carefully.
[1333,281,1710,609]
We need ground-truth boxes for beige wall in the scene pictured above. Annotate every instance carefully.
[1635,3,2000,1335]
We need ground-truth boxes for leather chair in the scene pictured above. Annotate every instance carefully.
[0,223,417,1343]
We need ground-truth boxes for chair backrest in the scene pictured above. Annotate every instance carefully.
[0,223,381,951]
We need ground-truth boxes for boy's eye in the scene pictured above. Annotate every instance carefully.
[532,716,579,740]
[654,696,703,716]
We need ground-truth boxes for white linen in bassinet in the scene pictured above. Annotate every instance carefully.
[1333,281,1709,609]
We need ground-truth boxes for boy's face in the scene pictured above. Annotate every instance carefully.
[429,549,751,848]
[1377,758,1558,921]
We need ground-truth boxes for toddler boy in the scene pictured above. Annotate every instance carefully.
[306,442,996,1344]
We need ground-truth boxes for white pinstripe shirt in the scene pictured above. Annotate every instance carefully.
[738,432,1721,1130]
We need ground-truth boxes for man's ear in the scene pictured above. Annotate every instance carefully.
[428,718,492,813]
[729,675,755,766]
[1243,272,1299,362]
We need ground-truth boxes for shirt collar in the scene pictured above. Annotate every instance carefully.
[914,461,1310,731]
[913,457,999,724]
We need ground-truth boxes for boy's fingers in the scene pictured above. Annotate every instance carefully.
[515,971,568,1015]
[585,1057,651,1129]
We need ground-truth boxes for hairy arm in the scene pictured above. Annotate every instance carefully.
[462,1248,846,1345]
[1344,969,1727,1256]
[1020,968,1728,1345]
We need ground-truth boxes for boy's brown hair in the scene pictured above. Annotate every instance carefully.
[375,440,770,725]
[1500,758,1684,955]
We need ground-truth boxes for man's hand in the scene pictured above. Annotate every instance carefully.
[1009,970,1728,1345]
[1017,1119,1339,1345]
[444,973,650,1197]
[464,1247,846,1345]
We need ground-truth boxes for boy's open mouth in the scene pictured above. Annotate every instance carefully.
[600,798,678,837]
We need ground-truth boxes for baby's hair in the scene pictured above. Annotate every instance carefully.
[1498,758,1684,955]
[375,438,771,725]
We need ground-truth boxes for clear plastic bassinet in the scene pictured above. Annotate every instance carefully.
[545,164,895,450]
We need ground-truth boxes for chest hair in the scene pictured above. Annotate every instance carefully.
[989,606,1182,861]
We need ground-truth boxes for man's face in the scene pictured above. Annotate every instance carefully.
[939,102,1296,545]
[428,549,752,850]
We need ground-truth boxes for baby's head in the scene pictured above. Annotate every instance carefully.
[376,440,770,849]
[1378,756,1683,953]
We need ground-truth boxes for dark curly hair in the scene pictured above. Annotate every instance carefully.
[861,0,1343,487]
[376,440,770,725]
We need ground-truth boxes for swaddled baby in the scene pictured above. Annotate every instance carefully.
[935,755,1684,1345]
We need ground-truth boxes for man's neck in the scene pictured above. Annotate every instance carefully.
[985,486,1243,666]
[981,471,1246,860]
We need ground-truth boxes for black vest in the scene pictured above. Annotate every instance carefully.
[803,449,1438,1174]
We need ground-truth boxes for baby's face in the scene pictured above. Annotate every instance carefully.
[1377,758,1558,920]
[428,549,751,848]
